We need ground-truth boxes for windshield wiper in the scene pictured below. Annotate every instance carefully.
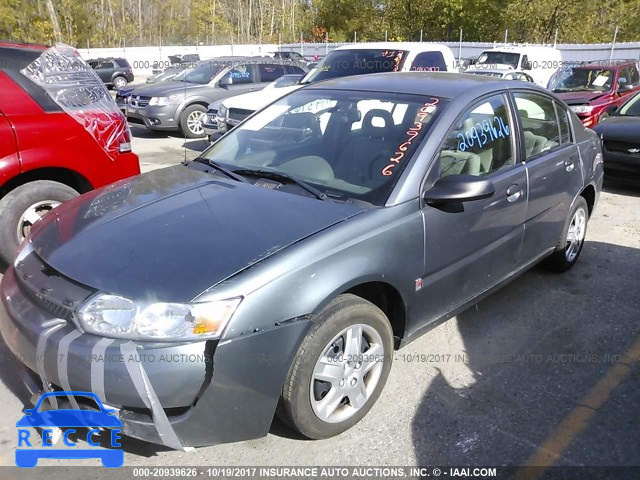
[193,157,249,183]
[233,168,328,201]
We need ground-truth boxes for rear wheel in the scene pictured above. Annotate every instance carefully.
[0,181,78,265]
[543,197,589,272]
[180,105,207,138]
[113,76,128,88]
[278,294,393,439]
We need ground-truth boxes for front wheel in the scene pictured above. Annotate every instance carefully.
[543,196,589,272]
[180,105,207,138]
[278,294,394,439]
[0,181,78,265]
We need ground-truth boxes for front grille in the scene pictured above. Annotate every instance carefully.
[15,252,95,322]
[129,95,151,107]
[605,140,640,155]
[228,108,253,122]
[204,114,218,127]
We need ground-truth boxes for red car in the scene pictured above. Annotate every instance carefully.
[550,60,640,128]
[0,42,140,265]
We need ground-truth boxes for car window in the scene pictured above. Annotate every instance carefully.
[618,67,631,87]
[437,94,513,177]
[619,91,640,115]
[285,65,306,75]
[222,64,254,84]
[410,51,447,72]
[513,93,562,159]
[554,102,572,144]
[259,63,285,82]
[629,65,640,85]
[303,49,408,83]
[99,60,114,69]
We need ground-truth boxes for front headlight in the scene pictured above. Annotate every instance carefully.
[149,95,180,106]
[218,104,228,117]
[78,293,241,341]
[570,105,594,115]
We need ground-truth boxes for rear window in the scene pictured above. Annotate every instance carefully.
[303,49,408,83]
[114,58,130,68]
[410,51,447,72]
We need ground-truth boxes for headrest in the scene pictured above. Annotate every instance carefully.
[362,109,394,140]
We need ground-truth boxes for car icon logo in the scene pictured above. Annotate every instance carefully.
[15,391,124,468]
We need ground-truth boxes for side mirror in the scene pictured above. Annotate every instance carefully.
[424,174,495,205]
[605,104,618,115]
[522,61,532,71]
[617,83,633,93]
[218,76,232,87]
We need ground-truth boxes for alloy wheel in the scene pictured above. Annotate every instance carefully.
[565,207,586,262]
[17,200,61,242]
[310,323,385,424]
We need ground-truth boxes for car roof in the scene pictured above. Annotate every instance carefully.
[303,71,510,99]
[334,42,452,53]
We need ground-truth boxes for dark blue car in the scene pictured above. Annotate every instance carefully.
[16,391,123,468]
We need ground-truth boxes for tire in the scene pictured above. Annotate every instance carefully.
[278,294,394,439]
[113,76,128,88]
[179,105,207,138]
[0,181,78,265]
[542,196,589,272]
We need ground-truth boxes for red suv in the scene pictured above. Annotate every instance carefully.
[0,42,140,265]
[549,60,640,128]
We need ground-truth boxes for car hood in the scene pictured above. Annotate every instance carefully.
[30,166,365,303]
[554,91,608,105]
[131,80,209,97]
[593,115,640,141]
[224,85,300,110]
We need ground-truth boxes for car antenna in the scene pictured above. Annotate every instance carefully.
[184,60,188,163]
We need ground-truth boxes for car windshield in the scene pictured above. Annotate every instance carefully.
[476,51,520,69]
[200,89,445,206]
[302,49,408,83]
[183,60,228,84]
[550,67,614,92]
[619,92,640,116]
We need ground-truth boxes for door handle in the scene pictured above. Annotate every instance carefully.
[564,159,575,172]
[506,184,522,202]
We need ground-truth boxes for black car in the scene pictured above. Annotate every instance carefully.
[87,57,134,88]
[593,91,640,184]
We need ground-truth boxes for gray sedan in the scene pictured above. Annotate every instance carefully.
[0,73,603,450]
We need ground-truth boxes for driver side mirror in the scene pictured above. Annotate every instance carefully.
[605,104,618,115]
[617,83,633,93]
[521,60,532,71]
[218,76,232,87]
[424,174,495,205]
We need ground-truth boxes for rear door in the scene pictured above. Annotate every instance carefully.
[512,91,584,263]
[95,60,114,83]
[416,93,528,324]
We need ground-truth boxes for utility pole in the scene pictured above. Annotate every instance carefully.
[610,25,619,60]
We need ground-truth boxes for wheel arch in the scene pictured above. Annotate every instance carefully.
[313,277,408,349]
[0,167,93,201]
[580,183,596,216]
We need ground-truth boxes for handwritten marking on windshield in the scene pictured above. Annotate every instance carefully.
[381,98,439,176]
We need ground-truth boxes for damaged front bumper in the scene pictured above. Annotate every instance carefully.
[0,266,311,449]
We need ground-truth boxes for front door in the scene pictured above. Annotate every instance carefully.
[415,93,528,328]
